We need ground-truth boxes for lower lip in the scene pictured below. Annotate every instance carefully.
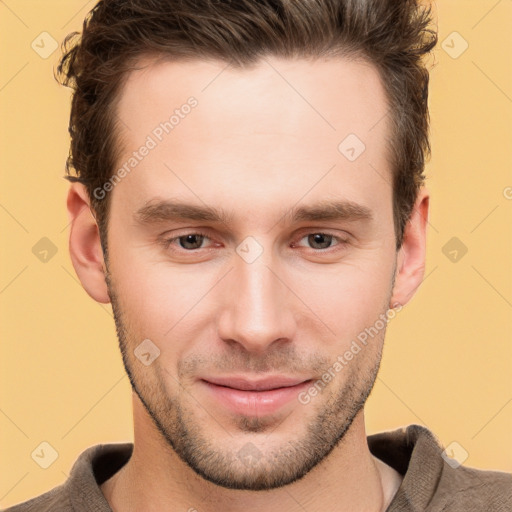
[200,380,312,416]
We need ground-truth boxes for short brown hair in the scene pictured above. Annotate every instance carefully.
[56,0,437,251]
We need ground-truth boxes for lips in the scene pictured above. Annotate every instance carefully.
[201,375,311,391]
[198,375,313,416]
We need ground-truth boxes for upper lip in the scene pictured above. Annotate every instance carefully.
[201,376,311,391]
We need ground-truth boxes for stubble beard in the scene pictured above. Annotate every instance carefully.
[105,264,391,491]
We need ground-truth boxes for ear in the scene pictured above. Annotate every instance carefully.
[389,187,429,308]
[67,183,110,304]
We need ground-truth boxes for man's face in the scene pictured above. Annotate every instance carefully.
[105,55,398,490]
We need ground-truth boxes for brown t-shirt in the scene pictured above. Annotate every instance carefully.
[3,424,511,511]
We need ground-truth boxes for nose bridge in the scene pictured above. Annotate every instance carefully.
[216,246,296,352]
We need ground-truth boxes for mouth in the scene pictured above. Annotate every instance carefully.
[199,376,313,416]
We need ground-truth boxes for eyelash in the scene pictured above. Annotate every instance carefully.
[159,230,350,253]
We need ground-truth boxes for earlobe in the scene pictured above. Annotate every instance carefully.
[67,183,111,304]
[389,188,429,309]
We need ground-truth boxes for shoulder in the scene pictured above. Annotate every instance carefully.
[1,484,72,512]
[431,463,512,510]
[370,424,511,511]
[2,442,132,512]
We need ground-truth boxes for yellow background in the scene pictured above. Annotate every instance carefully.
[1,0,511,507]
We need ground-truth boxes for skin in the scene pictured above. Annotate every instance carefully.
[68,55,429,512]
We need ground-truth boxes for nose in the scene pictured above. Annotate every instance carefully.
[216,252,297,354]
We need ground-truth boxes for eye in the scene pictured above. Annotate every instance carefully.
[295,232,348,251]
[161,231,212,251]
[159,230,349,254]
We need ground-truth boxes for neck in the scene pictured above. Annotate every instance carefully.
[101,396,401,512]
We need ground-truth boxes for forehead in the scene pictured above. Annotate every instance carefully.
[116,54,389,143]
[111,55,392,221]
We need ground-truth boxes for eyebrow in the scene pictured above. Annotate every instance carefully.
[134,198,373,226]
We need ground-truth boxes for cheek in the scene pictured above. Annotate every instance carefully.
[291,252,395,337]
[108,249,218,341]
